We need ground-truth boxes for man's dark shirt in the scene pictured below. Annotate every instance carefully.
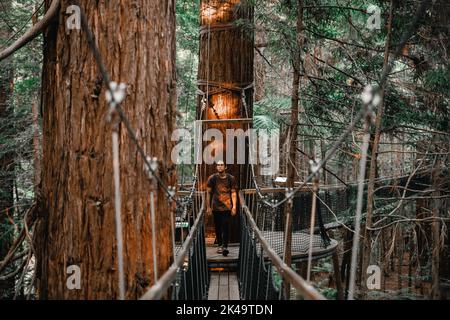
[207,173,237,211]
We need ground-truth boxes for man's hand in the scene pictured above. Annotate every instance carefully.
[231,207,237,216]
[207,207,212,216]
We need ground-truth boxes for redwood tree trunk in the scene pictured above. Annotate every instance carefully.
[197,0,254,242]
[35,0,177,299]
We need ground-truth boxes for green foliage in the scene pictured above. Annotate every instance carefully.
[319,287,338,299]
[254,115,279,133]
[176,0,200,129]
[424,66,450,97]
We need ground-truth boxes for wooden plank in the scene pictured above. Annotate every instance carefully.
[219,271,229,286]
[208,273,219,300]
[218,272,229,300]
[209,271,240,300]
[228,273,240,300]
[218,286,229,300]
[206,244,240,263]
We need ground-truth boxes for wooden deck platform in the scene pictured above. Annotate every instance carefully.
[206,243,240,268]
[208,271,240,300]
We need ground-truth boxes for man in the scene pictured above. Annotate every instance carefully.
[206,160,237,256]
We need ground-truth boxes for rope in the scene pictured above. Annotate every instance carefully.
[111,124,125,300]
[306,169,319,282]
[199,22,239,35]
[347,104,372,300]
[169,187,177,263]
[197,80,254,93]
[150,185,158,283]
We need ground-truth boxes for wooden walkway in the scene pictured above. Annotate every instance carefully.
[206,243,240,268]
[208,271,240,300]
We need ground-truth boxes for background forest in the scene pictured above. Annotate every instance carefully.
[0,0,449,300]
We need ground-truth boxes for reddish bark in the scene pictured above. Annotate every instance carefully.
[35,0,177,299]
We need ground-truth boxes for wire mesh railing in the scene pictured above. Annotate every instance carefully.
[238,191,326,300]
[141,192,209,300]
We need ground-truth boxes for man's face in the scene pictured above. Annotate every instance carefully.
[216,163,226,173]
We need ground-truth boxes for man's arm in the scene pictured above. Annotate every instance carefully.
[230,175,238,215]
[206,187,212,215]
[231,190,237,216]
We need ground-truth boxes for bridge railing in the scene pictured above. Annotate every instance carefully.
[140,192,209,300]
[238,191,326,300]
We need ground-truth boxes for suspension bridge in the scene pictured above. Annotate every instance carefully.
[137,164,432,301]
[2,0,428,301]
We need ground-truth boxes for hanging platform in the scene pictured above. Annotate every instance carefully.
[257,231,339,262]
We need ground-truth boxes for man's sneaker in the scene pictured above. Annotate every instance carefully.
[222,247,229,257]
[217,247,223,254]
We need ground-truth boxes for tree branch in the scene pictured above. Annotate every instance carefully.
[0,0,61,61]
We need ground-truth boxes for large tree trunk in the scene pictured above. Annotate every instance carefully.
[0,0,15,299]
[197,0,254,242]
[34,0,177,299]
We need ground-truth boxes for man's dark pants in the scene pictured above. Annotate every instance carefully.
[213,210,231,248]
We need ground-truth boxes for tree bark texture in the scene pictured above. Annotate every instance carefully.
[35,0,177,299]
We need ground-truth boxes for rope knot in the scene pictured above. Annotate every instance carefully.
[168,186,176,200]
[106,81,127,104]
[309,159,321,177]
[145,156,159,182]
[285,188,294,205]
[361,85,379,124]
[106,81,127,123]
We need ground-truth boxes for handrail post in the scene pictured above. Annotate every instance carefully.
[282,188,294,299]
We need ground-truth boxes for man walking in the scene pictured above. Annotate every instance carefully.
[206,161,237,256]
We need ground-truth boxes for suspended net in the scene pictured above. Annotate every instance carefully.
[243,191,337,262]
